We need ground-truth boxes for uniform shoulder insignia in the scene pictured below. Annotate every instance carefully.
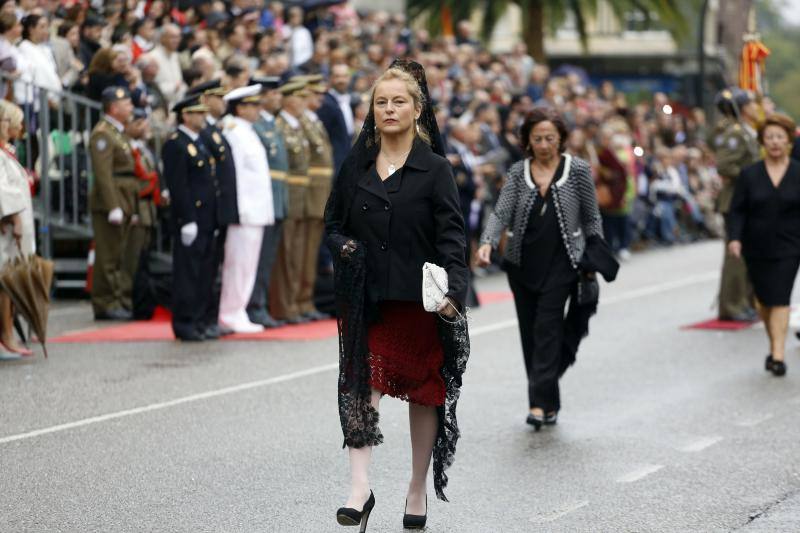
[728,137,739,150]
[169,133,178,140]
[95,136,108,152]
[212,132,222,144]
[714,134,724,147]
[187,143,198,157]
[732,124,741,131]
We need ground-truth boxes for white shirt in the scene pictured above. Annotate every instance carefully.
[178,125,200,142]
[289,25,313,67]
[151,45,186,109]
[15,40,61,109]
[223,116,275,226]
[304,109,319,122]
[330,89,354,136]
[260,110,275,122]
[279,110,301,130]
[104,114,126,133]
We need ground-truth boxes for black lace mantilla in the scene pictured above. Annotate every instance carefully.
[327,234,470,502]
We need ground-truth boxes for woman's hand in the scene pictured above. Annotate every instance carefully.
[340,239,357,258]
[0,213,22,245]
[728,240,742,258]
[437,296,458,319]
[476,243,492,267]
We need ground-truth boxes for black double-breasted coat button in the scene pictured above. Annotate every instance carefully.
[380,241,388,251]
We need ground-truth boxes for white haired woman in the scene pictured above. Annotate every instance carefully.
[0,99,35,358]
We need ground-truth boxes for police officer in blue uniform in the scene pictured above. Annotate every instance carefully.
[191,78,240,338]
[161,95,218,341]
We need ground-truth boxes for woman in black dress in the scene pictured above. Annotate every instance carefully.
[728,113,800,376]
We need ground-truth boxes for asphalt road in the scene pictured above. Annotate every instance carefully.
[1,240,799,532]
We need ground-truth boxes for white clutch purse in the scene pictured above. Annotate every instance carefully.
[422,262,465,322]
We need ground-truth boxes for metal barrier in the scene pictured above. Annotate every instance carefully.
[1,71,100,259]
[2,72,168,289]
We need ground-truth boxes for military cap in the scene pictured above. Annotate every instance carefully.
[306,83,327,94]
[172,94,208,114]
[223,84,263,105]
[132,107,149,120]
[278,80,308,96]
[250,77,282,91]
[715,88,754,116]
[188,78,228,97]
[101,86,131,104]
[290,74,324,85]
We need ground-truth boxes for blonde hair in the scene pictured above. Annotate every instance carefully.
[369,67,431,146]
[0,100,23,131]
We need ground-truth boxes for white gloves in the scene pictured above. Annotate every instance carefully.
[107,207,124,225]
[180,222,198,246]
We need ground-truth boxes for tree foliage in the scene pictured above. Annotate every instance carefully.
[758,0,800,120]
[406,0,690,61]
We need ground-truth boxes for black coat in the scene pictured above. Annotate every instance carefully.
[317,92,352,174]
[727,159,800,259]
[161,129,217,233]
[199,122,239,227]
[325,137,469,309]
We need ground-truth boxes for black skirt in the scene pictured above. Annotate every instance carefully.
[746,255,800,307]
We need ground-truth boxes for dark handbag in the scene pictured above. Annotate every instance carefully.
[576,272,599,306]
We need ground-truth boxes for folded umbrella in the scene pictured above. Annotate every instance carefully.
[0,247,54,357]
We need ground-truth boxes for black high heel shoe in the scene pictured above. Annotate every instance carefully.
[765,355,787,376]
[526,412,544,430]
[337,491,375,532]
[544,411,558,425]
[403,496,427,530]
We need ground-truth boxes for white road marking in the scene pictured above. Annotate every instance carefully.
[0,270,724,446]
[735,413,774,427]
[0,363,338,446]
[678,436,723,453]
[616,464,665,483]
[530,500,589,523]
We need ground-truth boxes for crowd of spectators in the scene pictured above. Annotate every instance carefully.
[0,0,734,269]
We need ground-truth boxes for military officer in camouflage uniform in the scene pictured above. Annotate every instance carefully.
[298,78,334,321]
[270,79,311,324]
[246,77,290,328]
[89,86,136,320]
[712,88,761,321]
[121,107,160,312]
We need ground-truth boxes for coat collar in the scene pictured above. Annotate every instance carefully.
[357,137,434,201]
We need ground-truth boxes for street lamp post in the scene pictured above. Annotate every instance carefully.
[697,0,710,111]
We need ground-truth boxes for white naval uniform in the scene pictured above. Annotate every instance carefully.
[219,116,275,333]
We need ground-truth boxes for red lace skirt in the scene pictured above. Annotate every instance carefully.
[368,301,446,407]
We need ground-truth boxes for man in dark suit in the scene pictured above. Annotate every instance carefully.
[316,63,354,174]
[192,79,239,338]
[161,95,218,341]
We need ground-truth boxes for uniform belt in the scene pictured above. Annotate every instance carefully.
[287,175,310,186]
[308,166,333,178]
[270,170,287,181]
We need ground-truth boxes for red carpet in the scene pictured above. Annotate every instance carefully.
[682,318,757,331]
[50,306,337,343]
[50,292,516,344]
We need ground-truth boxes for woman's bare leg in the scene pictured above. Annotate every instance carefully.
[406,402,437,515]
[767,306,790,362]
[0,294,18,350]
[344,388,382,510]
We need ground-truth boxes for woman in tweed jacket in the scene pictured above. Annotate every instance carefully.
[478,107,603,429]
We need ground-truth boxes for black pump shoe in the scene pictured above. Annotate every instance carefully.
[403,496,427,530]
[526,413,544,430]
[765,355,787,376]
[544,411,558,425]
[337,491,375,532]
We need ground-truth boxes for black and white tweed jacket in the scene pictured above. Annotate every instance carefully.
[480,154,603,269]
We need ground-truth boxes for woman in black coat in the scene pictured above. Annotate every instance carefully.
[477,107,606,429]
[325,64,469,531]
[728,113,800,377]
